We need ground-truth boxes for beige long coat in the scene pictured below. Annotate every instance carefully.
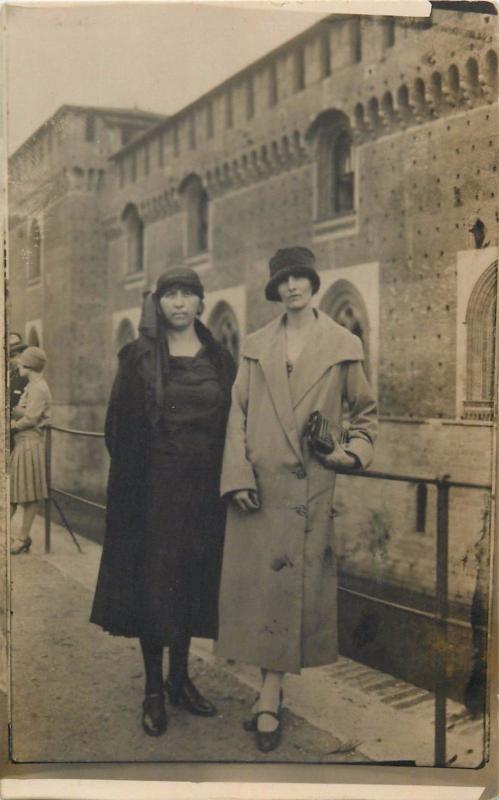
[216,310,377,674]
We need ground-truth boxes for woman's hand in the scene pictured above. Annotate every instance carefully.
[316,445,359,471]
[232,489,260,512]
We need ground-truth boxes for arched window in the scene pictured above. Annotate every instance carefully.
[180,174,209,257]
[485,50,498,95]
[208,301,240,362]
[350,17,362,63]
[382,17,395,48]
[308,110,354,221]
[85,113,96,142]
[448,64,461,97]
[245,76,255,120]
[319,279,370,376]
[463,261,497,420]
[27,219,42,282]
[121,204,144,275]
[293,46,305,92]
[115,318,136,352]
[269,61,278,107]
[465,58,480,96]
[430,72,443,106]
[320,30,331,78]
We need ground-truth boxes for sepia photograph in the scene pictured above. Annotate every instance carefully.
[2,0,498,786]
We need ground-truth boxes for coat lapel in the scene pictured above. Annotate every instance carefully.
[288,312,365,409]
[255,319,304,464]
[241,311,364,462]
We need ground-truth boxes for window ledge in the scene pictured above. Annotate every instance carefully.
[123,271,146,290]
[184,252,212,272]
[313,212,357,241]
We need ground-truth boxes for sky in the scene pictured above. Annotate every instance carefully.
[5,2,335,153]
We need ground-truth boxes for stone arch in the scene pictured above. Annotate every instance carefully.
[115,317,136,352]
[319,279,370,376]
[208,300,240,363]
[464,260,497,419]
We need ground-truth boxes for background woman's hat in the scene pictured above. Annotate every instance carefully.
[18,346,47,372]
[154,266,204,300]
[9,333,27,356]
[265,247,320,302]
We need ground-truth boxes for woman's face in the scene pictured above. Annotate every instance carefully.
[159,286,202,330]
[277,273,314,311]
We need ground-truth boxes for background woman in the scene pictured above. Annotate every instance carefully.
[216,247,377,752]
[91,267,235,737]
[10,346,52,555]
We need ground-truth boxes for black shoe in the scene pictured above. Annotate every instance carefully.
[10,537,32,555]
[142,692,168,736]
[164,677,217,717]
[255,709,282,753]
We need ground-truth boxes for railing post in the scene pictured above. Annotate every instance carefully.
[44,426,52,554]
[435,475,450,767]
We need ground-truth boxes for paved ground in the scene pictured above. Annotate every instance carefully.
[6,516,486,767]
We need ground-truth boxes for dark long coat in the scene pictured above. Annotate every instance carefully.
[215,311,377,673]
[90,319,235,639]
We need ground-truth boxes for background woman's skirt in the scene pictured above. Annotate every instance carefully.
[10,430,48,503]
[137,451,226,645]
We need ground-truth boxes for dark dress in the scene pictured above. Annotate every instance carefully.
[90,319,236,643]
[139,349,227,644]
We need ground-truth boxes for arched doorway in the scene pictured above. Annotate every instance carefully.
[208,301,240,363]
[319,279,370,377]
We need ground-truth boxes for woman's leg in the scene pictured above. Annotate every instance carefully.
[167,630,190,689]
[166,630,217,716]
[20,502,38,541]
[139,638,167,736]
[257,669,284,732]
[139,638,164,695]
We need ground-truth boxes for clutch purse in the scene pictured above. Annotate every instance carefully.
[305,410,348,455]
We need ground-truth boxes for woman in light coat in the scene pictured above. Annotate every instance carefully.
[216,247,377,752]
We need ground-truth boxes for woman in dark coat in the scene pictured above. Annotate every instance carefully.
[91,267,236,737]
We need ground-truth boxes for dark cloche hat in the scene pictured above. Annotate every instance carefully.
[265,247,320,302]
[154,266,204,300]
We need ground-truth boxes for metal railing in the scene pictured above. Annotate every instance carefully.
[44,422,492,768]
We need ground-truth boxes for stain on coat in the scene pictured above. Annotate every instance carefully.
[271,554,294,571]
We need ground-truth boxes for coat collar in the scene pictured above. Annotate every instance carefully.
[241,311,364,462]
